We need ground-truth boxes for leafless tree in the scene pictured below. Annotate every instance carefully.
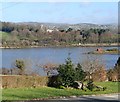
[81,55,105,81]
[37,62,58,76]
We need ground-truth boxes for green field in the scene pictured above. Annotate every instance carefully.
[2,82,120,100]
[0,31,10,39]
[0,32,10,40]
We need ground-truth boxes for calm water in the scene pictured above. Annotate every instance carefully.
[1,47,119,75]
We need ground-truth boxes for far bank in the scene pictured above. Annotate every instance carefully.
[0,43,119,49]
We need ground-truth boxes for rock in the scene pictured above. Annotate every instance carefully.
[72,81,84,90]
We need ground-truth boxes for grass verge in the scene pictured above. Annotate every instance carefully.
[2,82,120,100]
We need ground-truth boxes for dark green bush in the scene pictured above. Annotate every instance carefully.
[48,57,86,88]
[106,48,118,51]
[87,80,94,91]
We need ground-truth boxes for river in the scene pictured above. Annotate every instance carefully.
[1,46,119,75]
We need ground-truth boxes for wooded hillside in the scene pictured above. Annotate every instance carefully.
[0,22,118,47]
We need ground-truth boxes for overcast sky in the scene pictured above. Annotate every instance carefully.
[1,2,118,24]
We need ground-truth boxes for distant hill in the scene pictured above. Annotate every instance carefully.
[15,22,117,31]
[1,21,117,30]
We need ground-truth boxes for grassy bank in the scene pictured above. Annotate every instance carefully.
[2,82,120,100]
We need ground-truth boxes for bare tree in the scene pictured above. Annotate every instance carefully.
[81,55,105,81]
[36,62,58,76]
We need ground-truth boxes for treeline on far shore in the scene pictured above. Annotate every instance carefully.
[0,22,118,48]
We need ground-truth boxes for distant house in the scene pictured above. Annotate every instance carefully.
[96,48,103,53]
[47,29,53,33]
[78,43,81,46]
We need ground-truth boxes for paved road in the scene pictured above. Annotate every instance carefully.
[12,93,120,102]
[50,94,120,102]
